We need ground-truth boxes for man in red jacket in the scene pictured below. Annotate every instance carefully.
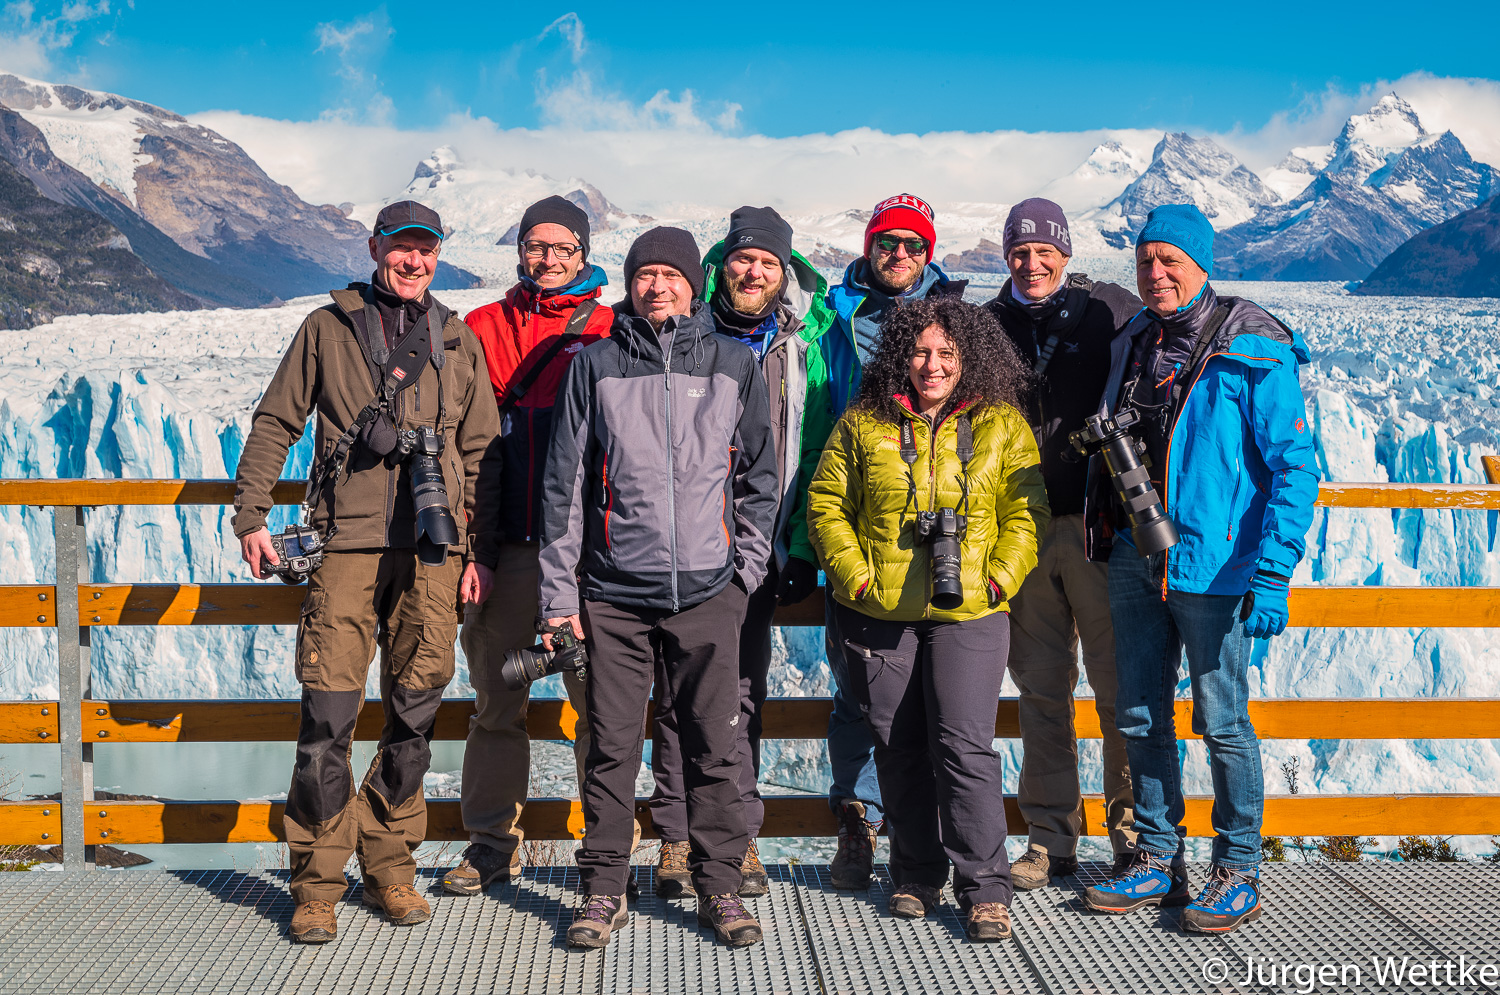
[440,195,613,895]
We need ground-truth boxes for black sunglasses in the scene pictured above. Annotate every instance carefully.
[874,234,930,256]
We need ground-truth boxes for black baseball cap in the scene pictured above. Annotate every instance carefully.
[373,200,446,240]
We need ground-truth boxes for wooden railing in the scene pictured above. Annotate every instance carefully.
[4,474,1500,868]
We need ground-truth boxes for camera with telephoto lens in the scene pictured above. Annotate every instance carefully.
[265,523,329,585]
[397,426,460,566]
[1070,409,1180,556]
[915,506,967,610]
[499,627,589,691]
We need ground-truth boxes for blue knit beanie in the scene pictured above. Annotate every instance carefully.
[1136,204,1213,278]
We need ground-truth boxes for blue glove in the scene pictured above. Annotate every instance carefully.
[1242,571,1291,638]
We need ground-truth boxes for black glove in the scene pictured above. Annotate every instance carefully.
[776,556,819,605]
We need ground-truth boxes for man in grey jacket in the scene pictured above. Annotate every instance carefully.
[537,227,779,950]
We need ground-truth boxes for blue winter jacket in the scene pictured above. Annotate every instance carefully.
[821,259,968,418]
[1093,286,1320,595]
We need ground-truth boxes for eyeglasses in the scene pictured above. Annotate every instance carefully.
[874,234,930,257]
[522,240,582,260]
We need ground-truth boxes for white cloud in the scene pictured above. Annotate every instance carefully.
[0,0,112,78]
[1214,73,1500,173]
[313,9,395,126]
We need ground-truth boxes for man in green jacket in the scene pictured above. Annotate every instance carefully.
[648,206,836,898]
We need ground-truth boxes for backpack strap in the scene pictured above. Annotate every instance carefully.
[498,299,598,416]
[1032,286,1092,377]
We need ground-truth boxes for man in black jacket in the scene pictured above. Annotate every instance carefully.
[984,198,1142,889]
[537,227,779,949]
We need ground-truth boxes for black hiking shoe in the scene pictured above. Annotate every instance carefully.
[567,894,629,948]
[698,893,763,947]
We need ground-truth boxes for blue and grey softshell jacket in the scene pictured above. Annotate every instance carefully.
[538,301,779,615]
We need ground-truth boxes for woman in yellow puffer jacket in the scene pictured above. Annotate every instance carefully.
[807,297,1049,941]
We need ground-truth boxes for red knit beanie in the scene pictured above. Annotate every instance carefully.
[864,193,937,257]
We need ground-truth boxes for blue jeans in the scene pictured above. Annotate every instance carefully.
[825,589,884,824]
[1109,550,1261,869]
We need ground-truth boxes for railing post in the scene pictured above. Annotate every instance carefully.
[53,505,93,871]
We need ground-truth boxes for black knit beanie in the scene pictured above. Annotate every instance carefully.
[517,195,591,258]
[624,227,704,297]
[723,205,793,269]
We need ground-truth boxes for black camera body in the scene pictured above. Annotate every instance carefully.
[915,507,967,610]
[500,628,589,691]
[398,426,460,566]
[1070,409,1179,556]
[266,523,330,585]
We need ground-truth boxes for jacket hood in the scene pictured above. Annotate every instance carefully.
[508,263,608,313]
[608,298,717,368]
[1157,284,1309,370]
[838,258,955,300]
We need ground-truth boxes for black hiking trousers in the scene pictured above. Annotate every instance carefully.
[577,580,750,897]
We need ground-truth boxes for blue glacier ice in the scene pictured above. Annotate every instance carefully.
[1,283,1498,854]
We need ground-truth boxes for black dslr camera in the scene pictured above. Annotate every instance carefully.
[500,627,589,691]
[265,523,330,585]
[915,506,967,610]
[397,426,460,566]
[1070,409,1179,556]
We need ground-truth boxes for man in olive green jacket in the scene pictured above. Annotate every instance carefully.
[233,201,502,944]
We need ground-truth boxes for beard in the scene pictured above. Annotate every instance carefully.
[872,254,924,294]
[726,272,783,317]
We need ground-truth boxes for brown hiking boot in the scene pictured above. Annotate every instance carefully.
[566,893,628,949]
[442,842,521,895]
[655,840,694,898]
[888,883,942,918]
[739,838,768,897]
[1010,846,1078,890]
[830,801,878,889]
[361,882,431,925]
[966,902,1013,941]
[289,900,337,943]
[697,893,763,947]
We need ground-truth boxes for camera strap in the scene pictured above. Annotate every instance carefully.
[498,299,598,416]
[1170,303,1232,413]
[1031,286,1091,377]
[899,411,975,519]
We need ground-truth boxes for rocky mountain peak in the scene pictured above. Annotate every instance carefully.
[411,146,461,187]
[1339,93,1426,151]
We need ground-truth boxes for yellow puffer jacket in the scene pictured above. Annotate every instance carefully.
[807,398,1050,622]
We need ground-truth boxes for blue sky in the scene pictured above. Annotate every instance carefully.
[6,1,1499,137]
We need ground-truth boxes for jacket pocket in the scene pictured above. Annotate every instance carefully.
[294,588,327,685]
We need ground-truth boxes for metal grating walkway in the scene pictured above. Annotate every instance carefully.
[2,863,1498,994]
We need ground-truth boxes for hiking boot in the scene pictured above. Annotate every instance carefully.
[289,900,337,943]
[697,893,763,947]
[361,882,431,925]
[1112,851,1135,875]
[965,902,1013,941]
[1182,865,1262,934]
[739,838,768,897]
[441,842,521,895]
[830,801,879,889]
[567,893,629,949]
[655,840,694,898]
[1082,850,1189,914]
[1010,846,1078,890]
[887,882,942,918]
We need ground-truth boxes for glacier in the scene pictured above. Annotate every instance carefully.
[2,280,1498,858]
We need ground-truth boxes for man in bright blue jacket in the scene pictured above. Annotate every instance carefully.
[1081,204,1318,934]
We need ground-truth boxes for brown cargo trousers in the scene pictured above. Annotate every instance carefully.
[284,549,462,904]
[1008,514,1137,857]
[459,541,590,855]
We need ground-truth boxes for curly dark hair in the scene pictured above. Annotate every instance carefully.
[853,296,1031,422]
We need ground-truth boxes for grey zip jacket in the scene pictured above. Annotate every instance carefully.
[537,300,778,616]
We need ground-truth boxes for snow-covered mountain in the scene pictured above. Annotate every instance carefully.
[1217,95,1495,281]
[0,72,372,302]
[1357,194,1500,298]
[1088,132,1281,249]
[3,282,1498,848]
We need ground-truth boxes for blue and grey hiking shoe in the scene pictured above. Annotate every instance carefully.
[1182,865,1261,933]
[1082,849,1190,913]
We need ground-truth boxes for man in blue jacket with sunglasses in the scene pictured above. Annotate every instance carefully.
[1081,204,1318,934]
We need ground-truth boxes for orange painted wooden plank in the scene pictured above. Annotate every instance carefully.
[1316,483,1500,509]
[0,701,60,744]
[55,793,1500,845]
[1289,586,1500,627]
[0,801,63,845]
[0,586,59,627]
[79,584,307,626]
[1484,457,1500,486]
[0,479,306,506]
[75,696,1500,744]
